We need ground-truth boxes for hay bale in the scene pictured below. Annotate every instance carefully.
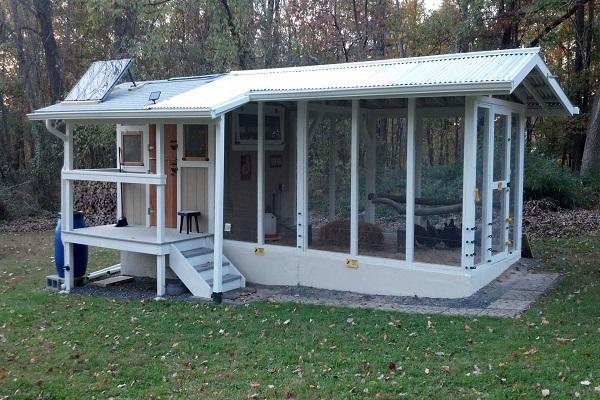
[318,219,384,251]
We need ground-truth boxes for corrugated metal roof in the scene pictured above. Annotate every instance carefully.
[28,47,577,120]
[31,75,221,116]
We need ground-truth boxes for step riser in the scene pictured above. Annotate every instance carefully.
[174,238,212,253]
[221,278,242,292]
[198,265,233,280]
[186,254,213,266]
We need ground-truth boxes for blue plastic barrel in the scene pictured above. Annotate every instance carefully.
[54,212,88,279]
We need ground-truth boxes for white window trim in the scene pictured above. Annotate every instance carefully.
[232,103,285,151]
[117,124,149,173]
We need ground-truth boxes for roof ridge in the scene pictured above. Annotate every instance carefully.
[229,47,540,77]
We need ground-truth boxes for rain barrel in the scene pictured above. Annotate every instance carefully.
[54,211,88,279]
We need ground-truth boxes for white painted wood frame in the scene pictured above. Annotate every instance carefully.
[155,123,166,296]
[257,102,265,245]
[155,123,166,243]
[212,115,226,294]
[61,122,74,291]
[405,98,416,262]
[350,100,360,256]
[296,101,308,250]
[461,97,478,269]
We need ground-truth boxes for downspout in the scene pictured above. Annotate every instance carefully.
[45,119,66,141]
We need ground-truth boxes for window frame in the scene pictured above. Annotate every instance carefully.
[117,124,149,172]
[182,124,209,161]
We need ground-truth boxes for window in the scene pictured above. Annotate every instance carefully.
[233,104,285,149]
[121,131,143,165]
[183,124,209,160]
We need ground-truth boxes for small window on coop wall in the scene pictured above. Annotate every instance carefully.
[232,104,285,150]
[120,130,144,166]
[183,124,209,160]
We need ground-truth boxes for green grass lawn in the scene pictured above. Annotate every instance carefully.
[0,231,599,399]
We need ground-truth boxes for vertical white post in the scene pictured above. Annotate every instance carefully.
[515,114,526,253]
[156,255,166,298]
[502,114,512,253]
[207,122,216,234]
[461,97,478,269]
[296,101,308,250]
[257,102,265,245]
[155,123,166,297]
[212,115,226,300]
[365,116,377,224]
[405,99,416,263]
[327,129,336,221]
[350,99,359,257]
[482,107,494,263]
[156,123,165,243]
[62,122,74,291]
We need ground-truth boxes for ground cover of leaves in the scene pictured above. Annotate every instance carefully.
[0,231,599,399]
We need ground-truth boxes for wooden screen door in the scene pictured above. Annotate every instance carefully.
[149,124,178,228]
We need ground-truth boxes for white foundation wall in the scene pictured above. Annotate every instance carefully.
[120,251,176,279]
[224,240,519,298]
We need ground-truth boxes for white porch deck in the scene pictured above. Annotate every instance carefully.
[62,224,212,255]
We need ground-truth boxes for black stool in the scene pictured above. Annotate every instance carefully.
[178,210,201,234]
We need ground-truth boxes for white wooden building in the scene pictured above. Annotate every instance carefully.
[28,48,577,302]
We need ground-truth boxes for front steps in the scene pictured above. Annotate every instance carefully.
[168,237,245,299]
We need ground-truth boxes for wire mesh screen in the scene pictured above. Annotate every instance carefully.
[414,116,464,266]
[360,117,407,259]
[307,103,351,253]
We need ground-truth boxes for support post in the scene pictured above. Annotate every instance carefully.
[350,99,359,256]
[61,122,74,291]
[405,99,416,263]
[155,123,166,297]
[212,115,226,303]
[156,123,165,243]
[327,128,336,221]
[156,255,166,297]
[296,101,308,250]
[482,106,494,264]
[365,116,377,224]
[461,97,478,269]
[257,102,265,245]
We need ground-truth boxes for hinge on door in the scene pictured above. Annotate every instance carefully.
[148,208,154,215]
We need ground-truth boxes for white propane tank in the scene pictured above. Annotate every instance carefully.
[264,213,277,239]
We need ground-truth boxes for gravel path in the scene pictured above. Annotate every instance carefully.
[69,258,558,318]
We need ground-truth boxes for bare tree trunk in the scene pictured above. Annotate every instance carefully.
[33,0,61,102]
[457,0,469,52]
[581,93,600,174]
[220,0,253,69]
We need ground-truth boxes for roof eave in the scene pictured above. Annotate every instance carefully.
[247,82,514,102]
[27,108,214,121]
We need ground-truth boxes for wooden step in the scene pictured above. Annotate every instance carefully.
[193,261,230,273]
[205,273,241,287]
[181,247,212,258]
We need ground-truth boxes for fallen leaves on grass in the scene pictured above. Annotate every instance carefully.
[522,347,538,356]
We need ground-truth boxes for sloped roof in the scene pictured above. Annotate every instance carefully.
[28,47,577,121]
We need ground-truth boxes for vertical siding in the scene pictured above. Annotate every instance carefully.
[121,183,146,225]
[181,167,209,232]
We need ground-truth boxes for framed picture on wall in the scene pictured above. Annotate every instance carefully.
[241,154,252,181]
